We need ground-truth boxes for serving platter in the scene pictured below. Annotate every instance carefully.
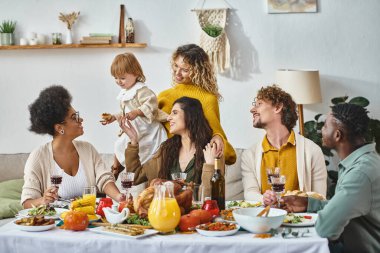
[89,226,159,239]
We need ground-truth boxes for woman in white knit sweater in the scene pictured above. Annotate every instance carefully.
[21,85,125,208]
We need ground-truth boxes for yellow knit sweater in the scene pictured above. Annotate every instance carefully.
[158,83,236,165]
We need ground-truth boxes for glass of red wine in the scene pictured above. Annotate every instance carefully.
[50,171,63,205]
[266,167,280,184]
[120,172,135,198]
[271,175,286,208]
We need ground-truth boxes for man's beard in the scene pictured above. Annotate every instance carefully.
[253,119,265,129]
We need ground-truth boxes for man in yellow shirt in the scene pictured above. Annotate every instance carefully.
[241,85,327,205]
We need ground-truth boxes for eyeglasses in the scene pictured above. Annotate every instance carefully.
[252,98,264,108]
[61,111,80,124]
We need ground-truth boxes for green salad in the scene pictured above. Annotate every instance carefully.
[27,205,57,216]
[227,200,262,209]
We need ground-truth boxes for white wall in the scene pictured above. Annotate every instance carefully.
[1,0,379,154]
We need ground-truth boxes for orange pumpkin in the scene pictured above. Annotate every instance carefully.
[62,210,89,231]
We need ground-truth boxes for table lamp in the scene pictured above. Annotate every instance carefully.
[276,69,322,136]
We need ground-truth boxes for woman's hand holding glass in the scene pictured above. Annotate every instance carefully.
[263,190,278,206]
[42,186,59,205]
[203,143,218,165]
[119,117,138,144]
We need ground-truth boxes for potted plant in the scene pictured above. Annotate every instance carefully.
[202,23,223,38]
[0,20,16,45]
[58,11,80,44]
[304,96,380,198]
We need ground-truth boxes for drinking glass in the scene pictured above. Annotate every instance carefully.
[171,172,187,189]
[192,184,205,206]
[83,186,97,208]
[50,170,63,205]
[202,198,220,218]
[171,172,187,182]
[271,175,286,208]
[120,172,135,198]
[266,167,280,184]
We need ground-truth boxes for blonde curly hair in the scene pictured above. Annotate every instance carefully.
[171,44,221,100]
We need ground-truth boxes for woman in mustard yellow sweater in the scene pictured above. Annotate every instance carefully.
[158,44,236,165]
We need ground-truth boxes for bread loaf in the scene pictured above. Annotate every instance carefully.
[284,190,325,200]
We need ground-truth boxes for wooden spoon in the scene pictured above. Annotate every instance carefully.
[257,205,270,217]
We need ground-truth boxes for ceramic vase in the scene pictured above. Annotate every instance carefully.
[65,29,73,44]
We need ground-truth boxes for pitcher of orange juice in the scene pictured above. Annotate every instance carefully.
[148,181,181,233]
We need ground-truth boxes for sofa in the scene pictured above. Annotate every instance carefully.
[0,149,245,226]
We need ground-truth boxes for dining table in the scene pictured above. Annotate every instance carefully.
[0,218,329,253]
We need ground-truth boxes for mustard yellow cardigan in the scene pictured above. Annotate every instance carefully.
[158,83,236,165]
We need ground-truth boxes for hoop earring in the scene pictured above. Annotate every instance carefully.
[59,129,65,135]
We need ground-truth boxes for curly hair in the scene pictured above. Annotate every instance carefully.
[256,85,298,131]
[331,103,369,141]
[158,97,213,183]
[171,44,221,100]
[28,85,72,136]
[111,52,146,83]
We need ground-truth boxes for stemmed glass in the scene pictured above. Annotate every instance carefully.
[171,172,187,189]
[266,167,280,184]
[271,175,286,208]
[120,172,135,198]
[50,170,63,206]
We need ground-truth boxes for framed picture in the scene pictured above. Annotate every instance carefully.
[267,0,317,14]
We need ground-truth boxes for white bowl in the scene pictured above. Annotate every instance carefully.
[232,207,286,234]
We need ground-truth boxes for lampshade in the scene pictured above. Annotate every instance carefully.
[276,69,322,105]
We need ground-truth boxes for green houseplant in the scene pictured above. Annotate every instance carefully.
[202,23,223,38]
[304,96,380,198]
[0,20,16,45]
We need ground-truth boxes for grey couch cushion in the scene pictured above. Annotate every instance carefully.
[0,153,30,182]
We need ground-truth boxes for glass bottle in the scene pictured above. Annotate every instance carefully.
[210,158,225,210]
[148,181,181,233]
[125,18,135,43]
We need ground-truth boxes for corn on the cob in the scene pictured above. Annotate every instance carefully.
[73,206,95,215]
[70,198,93,209]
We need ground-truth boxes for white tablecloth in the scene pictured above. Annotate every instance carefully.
[0,220,329,253]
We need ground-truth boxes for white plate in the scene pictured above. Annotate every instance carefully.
[196,224,240,237]
[14,220,56,232]
[225,200,262,209]
[18,208,68,220]
[89,226,159,239]
[282,213,318,227]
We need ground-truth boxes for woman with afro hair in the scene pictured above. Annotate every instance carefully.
[21,85,125,208]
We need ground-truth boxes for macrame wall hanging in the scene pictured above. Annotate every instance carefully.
[193,0,231,73]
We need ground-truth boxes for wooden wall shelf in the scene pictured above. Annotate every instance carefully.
[0,43,147,50]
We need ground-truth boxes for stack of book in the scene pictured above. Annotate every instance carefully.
[80,34,113,44]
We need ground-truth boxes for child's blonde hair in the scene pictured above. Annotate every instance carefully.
[110,52,146,82]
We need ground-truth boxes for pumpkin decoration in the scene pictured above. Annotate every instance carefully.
[61,210,89,231]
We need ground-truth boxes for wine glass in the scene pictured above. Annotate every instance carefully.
[171,172,187,182]
[50,171,63,206]
[266,167,280,184]
[271,175,286,208]
[171,172,187,189]
[120,172,135,198]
